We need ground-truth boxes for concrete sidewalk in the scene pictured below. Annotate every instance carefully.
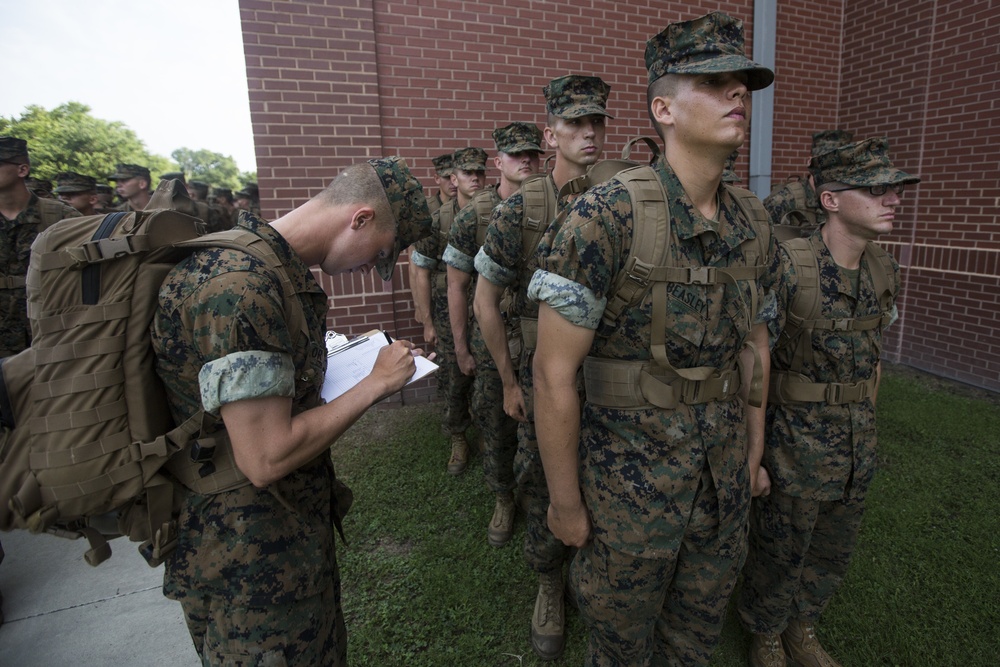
[0,528,199,666]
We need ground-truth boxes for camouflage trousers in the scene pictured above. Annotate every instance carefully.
[570,465,747,666]
[514,349,570,573]
[469,320,517,495]
[430,272,472,436]
[175,579,346,666]
[737,488,866,634]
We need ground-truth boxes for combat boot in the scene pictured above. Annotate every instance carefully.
[749,632,786,667]
[487,491,516,546]
[446,434,469,475]
[781,619,841,667]
[531,570,566,661]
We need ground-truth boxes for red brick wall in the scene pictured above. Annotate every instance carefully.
[240,0,1000,396]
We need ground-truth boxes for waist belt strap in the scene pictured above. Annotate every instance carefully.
[769,372,877,405]
[0,275,26,289]
[520,317,538,351]
[583,357,741,409]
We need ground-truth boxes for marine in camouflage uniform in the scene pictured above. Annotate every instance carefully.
[763,130,854,233]
[94,183,117,213]
[426,152,456,216]
[410,152,476,473]
[0,137,81,357]
[528,14,777,665]
[211,186,240,228]
[189,180,234,232]
[151,157,431,665]
[474,75,611,660]
[409,153,454,364]
[446,134,542,548]
[738,137,919,667]
[54,171,100,216]
[109,163,153,212]
[235,181,262,218]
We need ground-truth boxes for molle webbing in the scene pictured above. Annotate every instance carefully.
[583,357,742,409]
[769,373,878,405]
[472,188,501,248]
[519,175,557,264]
[594,168,771,409]
[771,234,896,404]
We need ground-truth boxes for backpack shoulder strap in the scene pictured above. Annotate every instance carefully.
[37,197,74,231]
[601,165,670,328]
[472,187,501,248]
[781,236,822,342]
[519,174,557,263]
[437,199,456,244]
[176,228,307,342]
[863,240,897,310]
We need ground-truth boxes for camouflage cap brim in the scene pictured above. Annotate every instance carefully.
[557,104,615,120]
[665,54,774,91]
[503,142,545,154]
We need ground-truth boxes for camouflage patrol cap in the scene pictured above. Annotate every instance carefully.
[212,186,233,199]
[0,136,28,161]
[811,129,854,158]
[109,163,151,181]
[544,75,613,120]
[451,147,488,172]
[188,180,210,196]
[160,171,186,183]
[492,122,544,154]
[645,12,774,91]
[235,182,259,199]
[367,156,432,281]
[431,153,454,177]
[53,171,98,194]
[95,183,114,194]
[810,137,920,189]
[26,177,53,196]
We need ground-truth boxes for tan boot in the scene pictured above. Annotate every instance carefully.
[781,619,841,667]
[487,492,516,546]
[749,632,786,667]
[530,571,565,661]
[446,434,468,475]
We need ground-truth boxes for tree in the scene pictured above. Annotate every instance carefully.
[0,102,172,182]
[171,147,245,190]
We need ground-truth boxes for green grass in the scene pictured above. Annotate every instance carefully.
[331,366,1000,666]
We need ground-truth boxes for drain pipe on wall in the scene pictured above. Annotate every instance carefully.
[749,0,777,198]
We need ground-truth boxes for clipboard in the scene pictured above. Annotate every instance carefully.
[321,329,438,402]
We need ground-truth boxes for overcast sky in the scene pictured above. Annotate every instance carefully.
[0,0,257,172]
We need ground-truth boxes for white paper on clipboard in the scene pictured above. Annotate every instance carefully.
[321,330,438,402]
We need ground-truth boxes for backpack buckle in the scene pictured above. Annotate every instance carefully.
[627,259,653,287]
[685,266,715,285]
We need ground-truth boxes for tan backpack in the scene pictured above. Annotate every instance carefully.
[769,234,896,405]
[0,207,305,567]
[582,166,772,411]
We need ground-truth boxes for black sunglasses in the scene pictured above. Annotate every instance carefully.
[828,183,906,196]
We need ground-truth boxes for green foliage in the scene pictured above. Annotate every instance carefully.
[171,147,246,190]
[0,102,172,182]
[331,368,1000,666]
